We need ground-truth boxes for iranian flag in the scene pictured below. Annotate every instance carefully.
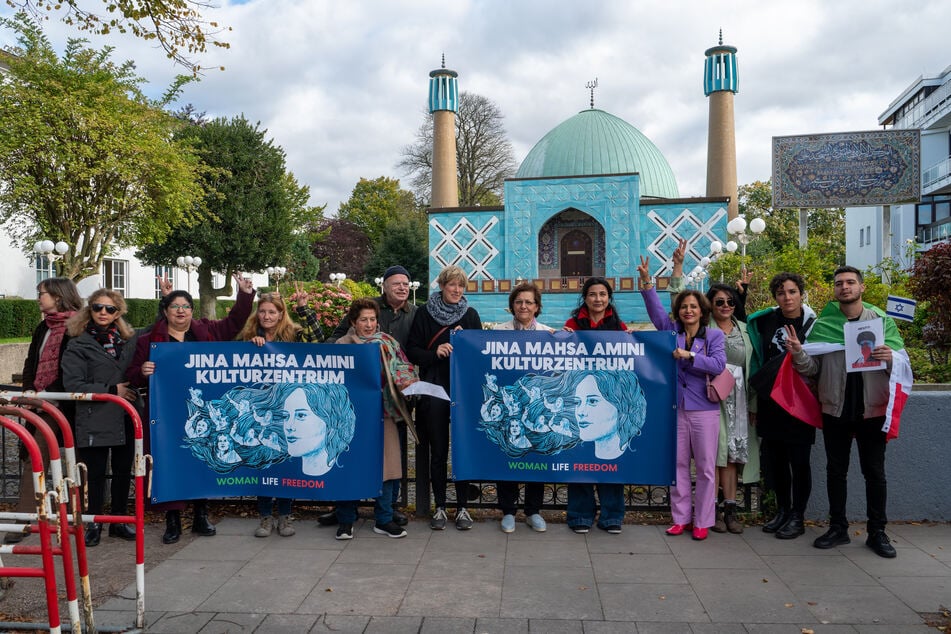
[799,301,912,441]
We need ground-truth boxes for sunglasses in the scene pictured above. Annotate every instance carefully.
[714,298,735,307]
[91,303,119,315]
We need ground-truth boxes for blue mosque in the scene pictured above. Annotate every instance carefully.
[425,36,740,323]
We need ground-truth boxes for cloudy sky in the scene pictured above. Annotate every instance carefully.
[5,0,950,213]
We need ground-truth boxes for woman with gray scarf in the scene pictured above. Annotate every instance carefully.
[406,265,482,531]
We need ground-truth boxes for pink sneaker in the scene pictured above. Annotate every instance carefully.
[692,527,709,541]
[666,523,689,536]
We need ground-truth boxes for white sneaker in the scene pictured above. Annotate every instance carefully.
[277,514,295,537]
[526,514,547,532]
[254,516,273,538]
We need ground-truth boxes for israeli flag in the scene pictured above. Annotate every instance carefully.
[886,295,916,322]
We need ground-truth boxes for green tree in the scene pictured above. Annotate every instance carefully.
[0,14,205,282]
[398,91,517,206]
[337,176,422,246]
[138,116,323,317]
[739,179,846,266]
[365,216,430,296]
[8,0,230,72]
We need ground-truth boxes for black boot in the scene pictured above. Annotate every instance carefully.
[163,511,182,544]
[191,501,216,536]
[724,502,744,534]
[776,512,805,539]
[109,523,137,541]
[762,508,791,533]
[84,523,102,547]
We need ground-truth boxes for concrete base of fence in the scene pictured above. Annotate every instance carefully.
[0,344,28,385]
[805,386,951,522]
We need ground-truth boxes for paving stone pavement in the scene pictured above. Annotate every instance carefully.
[93,518,950,633]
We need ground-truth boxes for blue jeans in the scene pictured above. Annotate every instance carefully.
[566,483,625,528]
[257,496,292,517]
[336,479,398,526]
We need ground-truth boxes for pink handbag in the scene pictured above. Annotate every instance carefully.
[704,338,735,403]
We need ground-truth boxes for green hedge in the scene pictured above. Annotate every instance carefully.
[0,298,239,337]
[0,300,41,338]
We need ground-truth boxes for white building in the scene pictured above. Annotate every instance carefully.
[847,65,951,269]
[0,239,267,302]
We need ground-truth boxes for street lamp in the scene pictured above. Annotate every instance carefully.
[33,240,70,276]
[266,266,287,288]
[176,255,202,295]
[410,280,421,303]
[726,215,766,263]
[329,272,346,287]
[374,276,384,293]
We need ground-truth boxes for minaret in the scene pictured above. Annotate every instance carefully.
[429,55,459,208]
[704,31,739,219]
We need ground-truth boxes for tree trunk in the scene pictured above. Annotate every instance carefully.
[196,266,233,320]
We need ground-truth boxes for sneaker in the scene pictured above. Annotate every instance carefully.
[430,507,448,531]
[277,515,295,537]
[866,531,897,558]
[392,509,409,526]
[813,526,850,549]
[317,510,339,527]
[373,521,407,538]
[4,530,25,544]
[570,524,590,534]
[526,514,547,532]
[455,508,473,531]
[599,524,622,535]
[500,514,516,533]
[254,516,273,538]
[335,523,353,540]
[691,527,709,541]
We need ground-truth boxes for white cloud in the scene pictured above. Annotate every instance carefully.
[3,0,949,212]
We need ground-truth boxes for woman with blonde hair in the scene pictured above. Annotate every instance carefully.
[406,265,482,531]
[62,289,140,546]
[238,285,322,538]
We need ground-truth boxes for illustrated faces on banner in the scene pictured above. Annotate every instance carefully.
[181,382,356,476]
[478,370,646,460]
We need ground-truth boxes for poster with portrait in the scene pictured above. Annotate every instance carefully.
[148,342,383,502]
[844,318,885,372]
[450,330,677,485]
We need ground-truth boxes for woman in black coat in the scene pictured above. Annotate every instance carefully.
[62,289,140,546]
[5,277,83,545]
[405,265,482,531]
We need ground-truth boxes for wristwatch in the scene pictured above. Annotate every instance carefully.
[689,351,696,360]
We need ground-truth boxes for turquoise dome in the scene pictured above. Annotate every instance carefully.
[515,109,679,198]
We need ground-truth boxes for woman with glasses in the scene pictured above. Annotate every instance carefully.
[703,283,753,534]
[492,282,553,534]
[5,277,83,545]
[62,290,140,546]
[127,273,256,544]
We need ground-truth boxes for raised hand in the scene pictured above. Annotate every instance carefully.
[637,255,651,285]
[234,273,255,295]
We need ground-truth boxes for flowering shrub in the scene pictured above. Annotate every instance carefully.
[297,281,353,339]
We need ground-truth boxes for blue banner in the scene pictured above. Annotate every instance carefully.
[450,330,677,485]
[148,342,383,502]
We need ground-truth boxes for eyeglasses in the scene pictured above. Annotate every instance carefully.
[514,300,537,306]
[714,298,735,307]
[91,303,119,315]
[168,304,192,311]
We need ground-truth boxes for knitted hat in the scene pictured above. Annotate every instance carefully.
[383,265,410,281]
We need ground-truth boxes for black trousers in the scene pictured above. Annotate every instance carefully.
[822,414,887,533]
[497,481,544,516]
[79,438,134,516]
[762,439,812,515]
[416,397,468,510]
